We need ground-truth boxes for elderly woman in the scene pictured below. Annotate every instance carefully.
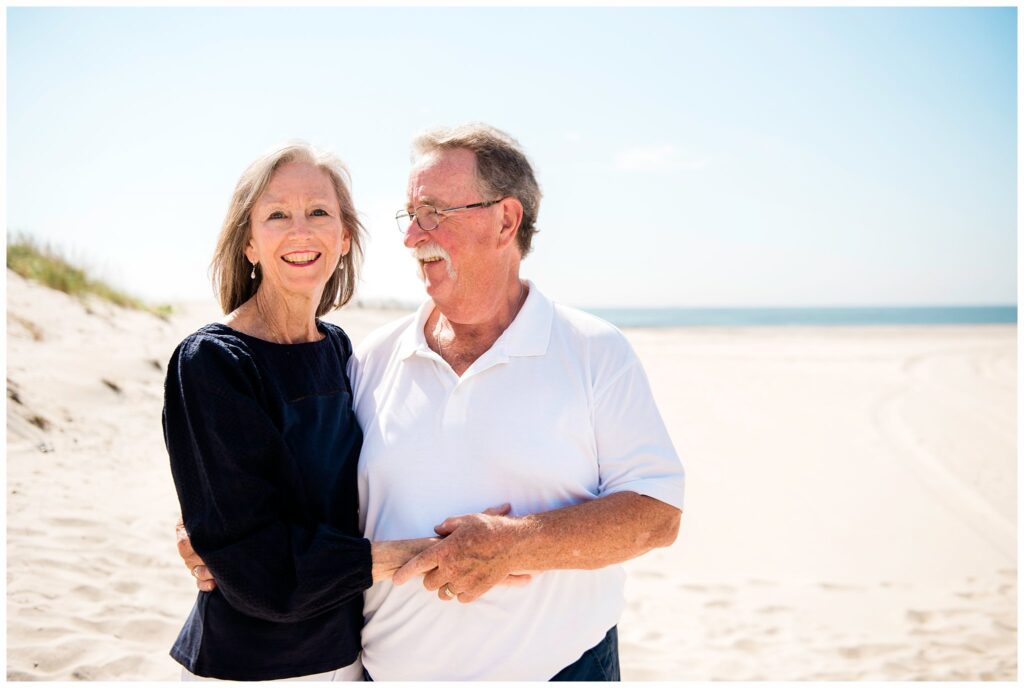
[163,143,432,681]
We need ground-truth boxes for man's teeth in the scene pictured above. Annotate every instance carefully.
[283,252,320,263]
[421,257,443,263]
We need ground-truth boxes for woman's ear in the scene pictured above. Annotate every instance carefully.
[243,238,256,265]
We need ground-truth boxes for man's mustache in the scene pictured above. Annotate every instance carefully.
[412,243,456,280]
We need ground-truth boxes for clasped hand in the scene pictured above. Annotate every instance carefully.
[176,504,534,602]
[391,503,534,603]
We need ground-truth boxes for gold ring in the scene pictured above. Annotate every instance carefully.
[442,584,455,599]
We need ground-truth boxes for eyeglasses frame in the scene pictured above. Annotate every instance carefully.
[395,197,507,233]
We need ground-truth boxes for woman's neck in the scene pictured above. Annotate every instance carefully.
[224,287,324,344]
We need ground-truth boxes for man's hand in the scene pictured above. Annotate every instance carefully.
[391,510,527,603]
[392,492,681,604]
[176,517,216,592]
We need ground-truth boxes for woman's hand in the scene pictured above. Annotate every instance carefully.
[179,503,534,592]
[371,538,440,582]
[176,517,217,592]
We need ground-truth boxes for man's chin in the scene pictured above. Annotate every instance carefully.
[418,259,455,288]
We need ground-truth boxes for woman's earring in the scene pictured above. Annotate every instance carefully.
[250,262,257,280]
[338,259,345,271]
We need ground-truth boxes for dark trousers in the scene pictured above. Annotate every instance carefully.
[550,626,620,681]
[362,626,620,681]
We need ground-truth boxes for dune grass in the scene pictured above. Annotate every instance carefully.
[7,234,172,318]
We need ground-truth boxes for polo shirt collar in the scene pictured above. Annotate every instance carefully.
[396,279,553,363]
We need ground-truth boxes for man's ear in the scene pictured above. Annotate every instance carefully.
[497,197,524,249]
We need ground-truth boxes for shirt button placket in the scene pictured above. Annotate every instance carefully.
[441,378,469,429]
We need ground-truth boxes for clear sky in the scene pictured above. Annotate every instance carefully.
[6,6,1018,307]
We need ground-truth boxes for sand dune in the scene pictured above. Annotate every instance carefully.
[6,270,1016,680]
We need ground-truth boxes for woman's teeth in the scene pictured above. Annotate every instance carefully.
[282,252,320,264]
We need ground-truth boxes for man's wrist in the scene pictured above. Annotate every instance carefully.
[501,514,539,573]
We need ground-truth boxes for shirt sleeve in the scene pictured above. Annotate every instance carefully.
[163,333,372,623]
[593,354,686,510]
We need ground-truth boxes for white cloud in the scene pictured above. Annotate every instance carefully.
[614,144,707,172]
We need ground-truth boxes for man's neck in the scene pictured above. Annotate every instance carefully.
[426,279,528,376]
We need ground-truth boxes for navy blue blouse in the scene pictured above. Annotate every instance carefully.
[163,321,371,680]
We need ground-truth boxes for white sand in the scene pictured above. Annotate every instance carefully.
[6,270,1017,680]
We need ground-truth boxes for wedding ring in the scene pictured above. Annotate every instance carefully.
[442,584,455,599]
[192,565,201,578]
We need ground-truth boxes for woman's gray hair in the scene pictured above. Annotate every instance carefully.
[210,142,365,316]
[411,123,542,257]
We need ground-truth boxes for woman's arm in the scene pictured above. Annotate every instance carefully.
[165,333,371,623]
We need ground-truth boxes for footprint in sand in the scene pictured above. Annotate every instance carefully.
[113,581,142,595]
[818,582,863,592]
[908,625,967,637]
[14,625,76,641]
[704,599,733,608]
[730,638,759,652]
[70,584,105,602]
[47,516,99,529]
[836,643,905,659]
[632,569,665,581]
[115,617,178,639]
[680,584,735,594]
[9,527,46,537]
[56,532,107,546]
[935,608,977,619]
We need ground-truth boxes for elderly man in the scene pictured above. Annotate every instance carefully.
[179,123,684,681]
[353,123,684,681]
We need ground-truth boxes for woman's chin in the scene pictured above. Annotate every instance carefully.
[263,272,332,301]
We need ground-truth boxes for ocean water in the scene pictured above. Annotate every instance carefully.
[581,306,1018,329]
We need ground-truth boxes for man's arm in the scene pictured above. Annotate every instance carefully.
[177,515,442,587]
[176,503,535,593]
[392,491,681,603]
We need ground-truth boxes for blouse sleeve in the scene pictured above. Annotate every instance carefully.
[163,333,372,623]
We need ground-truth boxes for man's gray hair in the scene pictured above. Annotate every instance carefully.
[412,123,542,257]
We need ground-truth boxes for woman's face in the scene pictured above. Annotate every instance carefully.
[245,161,350,302]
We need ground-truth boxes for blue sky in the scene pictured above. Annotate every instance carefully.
[6,6,1017,307]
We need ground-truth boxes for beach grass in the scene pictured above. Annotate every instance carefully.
[7,234,173,318]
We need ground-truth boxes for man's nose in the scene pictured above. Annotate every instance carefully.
[403,219,429,248]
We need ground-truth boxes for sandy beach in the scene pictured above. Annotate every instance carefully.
[6,269,1016,680]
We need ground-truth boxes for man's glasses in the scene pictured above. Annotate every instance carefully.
[395,198,505,233]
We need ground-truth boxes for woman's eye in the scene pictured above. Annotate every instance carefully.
[311,209,329,217]
[268,211,286,220]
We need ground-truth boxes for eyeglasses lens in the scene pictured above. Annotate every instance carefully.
[415,206,441,231]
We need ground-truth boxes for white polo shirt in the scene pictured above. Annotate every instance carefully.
[351,282,685,681]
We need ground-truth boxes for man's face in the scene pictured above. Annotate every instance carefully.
[402,148,505,312]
